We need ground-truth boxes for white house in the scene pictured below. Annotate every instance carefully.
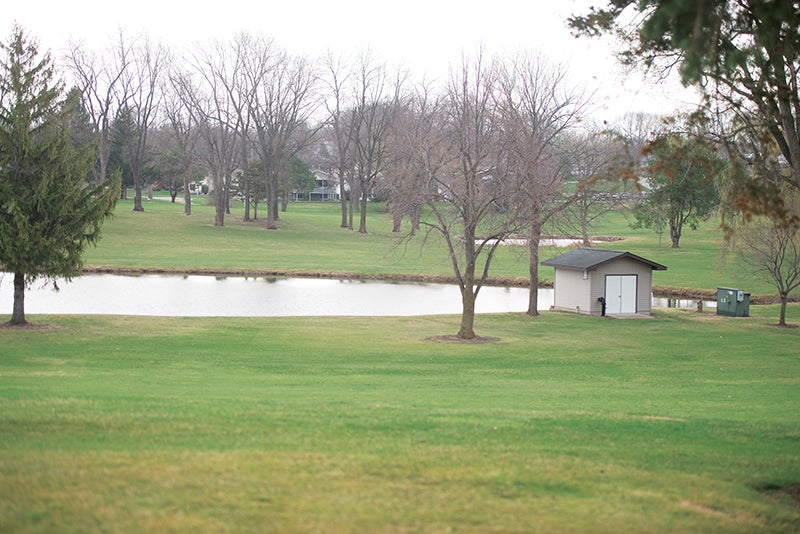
[292,170,340,201]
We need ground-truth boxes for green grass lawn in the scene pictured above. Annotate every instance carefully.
[586,209,771,296]
[83,198,778,297]
[2,197,798,532]
[1,307,799,532]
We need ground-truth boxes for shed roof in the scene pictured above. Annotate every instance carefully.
[541,248,667,271]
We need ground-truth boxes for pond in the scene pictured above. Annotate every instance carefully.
[0,273,546,317]
[0,273,713,317]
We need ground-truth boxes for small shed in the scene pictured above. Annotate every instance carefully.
[541,248,667,316]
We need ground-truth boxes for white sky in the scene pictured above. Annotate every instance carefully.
[5,0,700,125]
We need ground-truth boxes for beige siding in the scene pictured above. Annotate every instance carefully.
[552,268,593,314]
[590,258,653,314]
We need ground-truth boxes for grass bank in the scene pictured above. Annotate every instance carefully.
[1,307,799,532]
[82,198,777,298]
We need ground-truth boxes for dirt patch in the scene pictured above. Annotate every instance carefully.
[758,484,800,507]
[426,334,500,344]
[680,500,730,519]
[775,486,800,505]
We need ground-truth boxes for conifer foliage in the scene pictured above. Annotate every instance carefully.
[0,26,119,325]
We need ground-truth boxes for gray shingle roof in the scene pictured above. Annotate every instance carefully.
[540,248,667,271]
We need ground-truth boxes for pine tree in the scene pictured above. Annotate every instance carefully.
[0,26,119,325]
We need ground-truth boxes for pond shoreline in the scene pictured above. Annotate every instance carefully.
[81,265,536,288]
[80,265,786,304]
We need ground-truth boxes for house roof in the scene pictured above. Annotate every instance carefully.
[541,248,667,271]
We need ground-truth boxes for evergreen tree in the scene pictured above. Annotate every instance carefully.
[108,105,135,198]
[0,26,119,325]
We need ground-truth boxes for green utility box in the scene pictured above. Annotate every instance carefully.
[716,287,750,317]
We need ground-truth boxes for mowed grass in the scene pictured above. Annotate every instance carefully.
[83,198,468,279]
[1,307,799,532]
[586,210,774,296]
[3,198,798,531]
[84,198,773,296]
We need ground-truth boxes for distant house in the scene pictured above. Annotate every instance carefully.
[292,170,340,202]
[541,248,667,316]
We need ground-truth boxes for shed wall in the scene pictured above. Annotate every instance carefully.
[552,268,593,314]
[590,257,653,314]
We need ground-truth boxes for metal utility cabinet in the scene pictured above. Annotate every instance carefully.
[716,287,750,317]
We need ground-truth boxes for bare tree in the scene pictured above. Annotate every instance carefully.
[381,82,443,235]
[163,73,201,214]
[724,133,800,326]
[417,51,515,339]
[736,216,800,327]
[321,52,358,228]
[243,35,318,230]
[496,52,589,316]
[173,39,244,227]
[562,130,627,245]
[228,36,256,221]
[350,53,405,233]
[65,32,132,186]
[122,34,168,212]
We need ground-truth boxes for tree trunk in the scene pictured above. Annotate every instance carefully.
[779,296,788,326]
[225,173,232,215]
[670,223,681,248]
[265,190,278,230]
[527,223,543,317]
[264,172,278,230]
[271,195,280,221]
[10,272,26,326]
[457,230,478,339]
[581,208,591,246]
[358,195,368,233]
[527,234,542,317]
[133,183,144,212]
[392,210,402,233]
[266,197,278,229]
[458,285,476,339]
[214,176,225,227]
[348,194,356,230]
[410,209,420,237]
[214,202,225,227]
[183,181,192,216]
[339,175,348,228]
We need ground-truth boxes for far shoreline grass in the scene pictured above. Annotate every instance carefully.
[79,197,789,301]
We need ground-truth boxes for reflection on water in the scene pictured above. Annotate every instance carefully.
[0,273,715,317]
[651,297,716,309]
[0,273,548,317]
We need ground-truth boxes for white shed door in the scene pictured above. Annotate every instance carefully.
[605,275,637,314]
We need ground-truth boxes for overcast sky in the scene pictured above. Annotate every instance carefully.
[5,0,700,124]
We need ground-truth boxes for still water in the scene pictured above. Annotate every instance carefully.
[0,273,547,317]
[0,273,711,317]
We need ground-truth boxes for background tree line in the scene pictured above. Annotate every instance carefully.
[7,1,799,332]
